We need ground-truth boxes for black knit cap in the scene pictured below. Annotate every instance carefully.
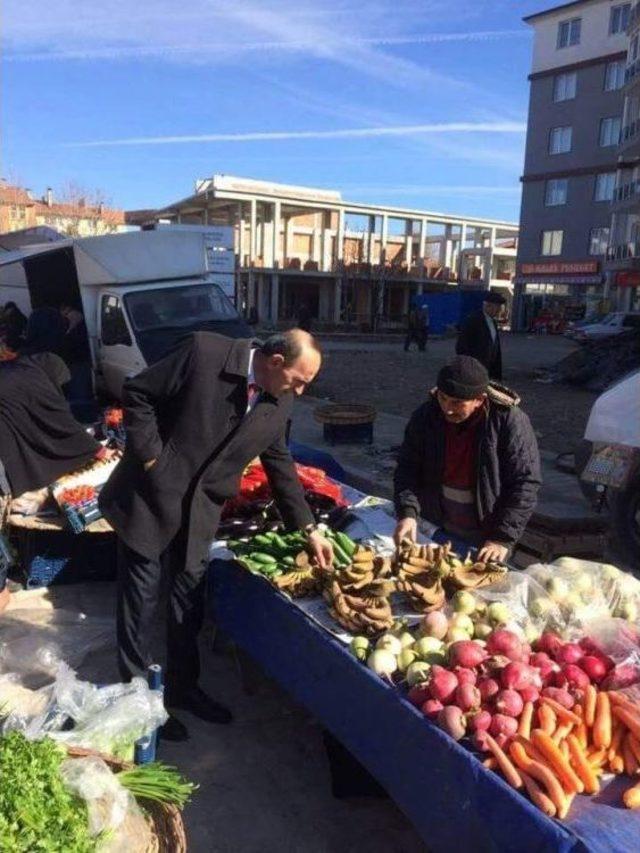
[437,356,489,400]
[483,291,506,305]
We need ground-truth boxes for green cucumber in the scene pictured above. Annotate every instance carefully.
[282,555,296,566]
[249,552,278,565]
[253,534,274,548]
[332,542,352,566]
[335,532,357,557]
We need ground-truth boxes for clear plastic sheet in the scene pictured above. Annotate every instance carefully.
[572,616,640,695]
[60,756,152,853]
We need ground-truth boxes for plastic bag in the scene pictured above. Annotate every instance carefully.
[60,756,152,853]
[0,673,50,720]
[469,572,565,643]
[525,558,640,632]
[570,616,640,696]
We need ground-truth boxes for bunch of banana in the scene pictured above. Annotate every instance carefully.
[446,551,508,591]
[273,565,321,598]
[394,540,448,612]
[323,546,395,635]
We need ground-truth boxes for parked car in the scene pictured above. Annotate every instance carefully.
[573,312,640,341]
[563,315,605,339]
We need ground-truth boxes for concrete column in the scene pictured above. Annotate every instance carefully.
[444,224,454,270]
[237,203,245,267]
[202,208,209,225]
[367,215,376,264]
[418,218,428,264]
[381,214,389,266]
[333,278,343,323]
[336,210,345,262]
[247,270,255,310]
[483,248,493,288]
[320,211,331,272]
[249,199,257,264]
[312,213,322,264]
[272,201,282,269]
[270,273,279,322]
[405,220,413,270]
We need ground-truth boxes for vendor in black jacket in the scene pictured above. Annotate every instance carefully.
[99,329,334,741]
[456,291,505,379]
[393,356,541,563]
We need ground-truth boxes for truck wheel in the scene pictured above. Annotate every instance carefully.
[574,440,600,507]
[610,474,640,567]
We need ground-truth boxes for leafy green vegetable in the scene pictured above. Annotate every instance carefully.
[0,733,94,852]
[117,762,197,809]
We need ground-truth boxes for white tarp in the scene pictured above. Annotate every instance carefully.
[585,369,640,448]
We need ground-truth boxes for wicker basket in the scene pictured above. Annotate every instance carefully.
[66,747,187,852]
[313,403,376,426]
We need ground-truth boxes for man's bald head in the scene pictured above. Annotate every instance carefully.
[255,328,322,397]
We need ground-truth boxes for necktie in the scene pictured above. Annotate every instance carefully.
[247,382,260,409]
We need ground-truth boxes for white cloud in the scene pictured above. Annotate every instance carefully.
[69,121,526,147]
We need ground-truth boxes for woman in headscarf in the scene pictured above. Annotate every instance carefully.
[20,307,66,357]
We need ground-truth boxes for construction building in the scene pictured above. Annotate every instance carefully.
[127,175,519,328]
[515,0,633,329]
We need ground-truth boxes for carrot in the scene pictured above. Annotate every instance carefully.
[583,684,597,728]
[538,703,557,736]
[531,729,585,794]
[610,755,625,775]
[541,696,582,726]
[587,748,607,769]
[518,758,567,816]
[593,692,612,749]
[609,721,625,761]
[510,741,534,771]
[560,740,570,760]
[628,734,640,765]
[553,721,574,745]
[623,782,640,809]
[623,735,639,777]
[515,735,547,765]
[557,791,575,820]
[612,706,640,742]
[484,733,522,789]
[567,734,600,795]
[609,691,640,715]
[483,757,497,770]
[518,701,534,739]
[520,770,557,817]
[575,720,588,750]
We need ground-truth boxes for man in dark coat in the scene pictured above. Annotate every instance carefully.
[456,291,505,380]
[393,356,541,563]
[99,329,334,740]
[0,352,99,497]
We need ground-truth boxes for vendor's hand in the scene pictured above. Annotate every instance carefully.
[477,540,510,563]
[307,530,334,570]
[143,458,157,472]
[394,517,417,546]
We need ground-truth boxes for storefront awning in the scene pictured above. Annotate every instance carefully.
[513,274,603,286]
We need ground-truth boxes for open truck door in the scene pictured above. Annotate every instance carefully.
[96,292,145,400]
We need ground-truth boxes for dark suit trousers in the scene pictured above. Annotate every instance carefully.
[117,532,207,695]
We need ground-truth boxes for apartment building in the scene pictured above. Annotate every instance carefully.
[515,0,631,330]
[128,174,518,329]
[606,1,640,309]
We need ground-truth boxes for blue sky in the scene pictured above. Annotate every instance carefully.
[3,1,548,222]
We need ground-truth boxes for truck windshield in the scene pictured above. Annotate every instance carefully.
[124,282,239,331]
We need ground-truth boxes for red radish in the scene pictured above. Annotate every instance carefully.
[541,686,574,708]
[473,730,491,752]
[495,689,524,718]
[455,683,481,713]
[529,652,559,681]
[428,666,459,704]
[437,706,466,741]
[468,710,492,733]
[561,664,591,690]
[555,643,584,666]
[579,636,604,655]
[447,641,486,669]
[494,733,510,750]
[535,632,564,659]
[455,667,477,686]
[518,685,540,704]
[421,610,449,640]
[601,663,640,690]
[501,661,540,691]
[579,655,608,684]
[486,630,524,661]
[407,683,431,707]
[421,699,444,719]
[489,714,518,738]
[478,677,500,703]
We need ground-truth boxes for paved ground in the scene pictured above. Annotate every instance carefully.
[310,334,597,456]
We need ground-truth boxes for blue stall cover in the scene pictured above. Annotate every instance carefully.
[411,291,486,335]
[210,560,640,852]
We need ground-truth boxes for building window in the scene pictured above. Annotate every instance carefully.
[604,60,625,91]
[631,34,639,62]
[553,71,577,101]
[557,18,581,48]
[589,227,610,255]
[599,116,622,146]
[541,230,563,256]
[549,126,572,154]
[610,3,630,34]
[594,172,616,201]
[545,178,568,206]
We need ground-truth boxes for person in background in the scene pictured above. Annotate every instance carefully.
[59,302,94,422]
[418,304,429,350]
[0,302,27,351]
[99,329,334,741]
[404,306,424,352]
[20,307,66,358]
[456,291,505,380]
[297,302,312,332]
[393,356,541,563]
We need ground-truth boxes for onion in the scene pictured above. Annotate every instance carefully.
[367,649,397,678]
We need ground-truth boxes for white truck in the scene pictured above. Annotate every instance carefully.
[0,226,251,399]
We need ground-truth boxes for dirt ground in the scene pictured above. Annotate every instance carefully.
[310,334,598,456]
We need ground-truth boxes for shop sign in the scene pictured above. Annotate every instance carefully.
[514,275,602,286]
[518,261,599,275]
[615,271,640,287]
